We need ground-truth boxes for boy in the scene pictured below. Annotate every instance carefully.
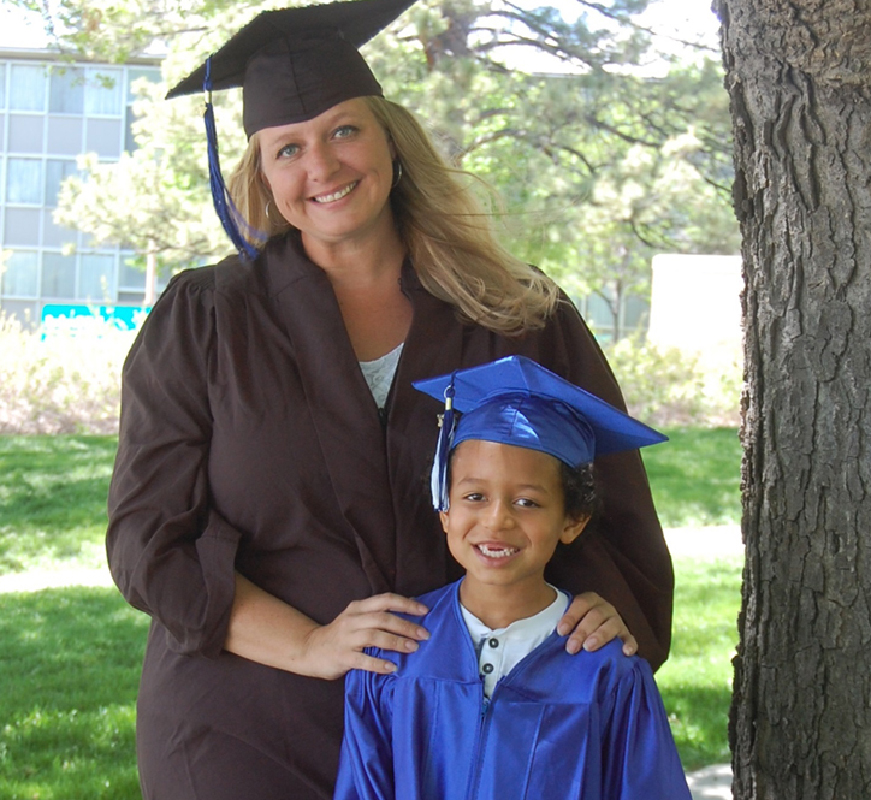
[334,356,691,800]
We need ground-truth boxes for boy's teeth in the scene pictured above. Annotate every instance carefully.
[478,544,516,557]
[313,182,357,203]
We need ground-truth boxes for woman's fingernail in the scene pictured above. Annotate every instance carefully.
[417,627,430,640]
[405,640,419,652]
[566,639,581,654]
[384,661,397,672]
[556,623,569,636]
[583,637,599,651]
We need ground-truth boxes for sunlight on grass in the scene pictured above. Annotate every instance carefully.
[658,555,742,770]
[0,436,117,572]
[642,427,742,528]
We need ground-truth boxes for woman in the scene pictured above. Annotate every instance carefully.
[107,0,674,797]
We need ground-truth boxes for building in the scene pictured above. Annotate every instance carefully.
[0,48,161,325]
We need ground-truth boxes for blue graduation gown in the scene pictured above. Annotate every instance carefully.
[335,582,691,800]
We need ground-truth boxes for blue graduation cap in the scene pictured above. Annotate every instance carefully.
[413,356,667,510]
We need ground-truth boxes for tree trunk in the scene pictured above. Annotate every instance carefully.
[718,1,871,798]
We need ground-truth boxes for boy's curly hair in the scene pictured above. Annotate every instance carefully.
[560,462,600,522]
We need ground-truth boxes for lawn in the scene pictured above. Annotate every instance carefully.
[641,426,742,529]
[0,431,742,793]
[0,428,742,576]
[0,435,118,574]
[658,555,741,770]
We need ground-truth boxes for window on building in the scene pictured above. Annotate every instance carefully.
[126,67,160,103]
[49,66,85,114]
[0,63,7,109]
[8,114,45,153]
[125,66,161,152]
[45,159,78,207]
[85,118,122,158]
[2,250,39,297]
[6,158,44,204]
[4,207,41,246]
[84,67,122,115]
[119,257,146,290]
[79,253,116,301]
[10,64,47,112]
[41,252,77,299]
[46,114,84,155]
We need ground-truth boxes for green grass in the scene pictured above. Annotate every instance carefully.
[0,430,742,791]
[0,429,741,576]
[0,560,740,793]
[658,556,741,770]
[642,427,742,528]
[0,587,148,798]
[0,435,117,573]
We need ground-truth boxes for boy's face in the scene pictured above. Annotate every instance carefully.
[439,439,587,599]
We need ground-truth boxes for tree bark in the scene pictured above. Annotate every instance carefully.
[718,1,871,798]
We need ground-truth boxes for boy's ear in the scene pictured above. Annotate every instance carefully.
[560,513,590,545]
[438,510,450,533]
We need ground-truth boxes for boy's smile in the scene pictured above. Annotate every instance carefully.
[439,439,587,628]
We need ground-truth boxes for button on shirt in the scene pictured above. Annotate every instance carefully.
[460,588,570,698]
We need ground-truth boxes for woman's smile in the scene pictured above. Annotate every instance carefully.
[311,180,360,204]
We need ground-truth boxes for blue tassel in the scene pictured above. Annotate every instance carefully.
[203,58,267,260]
[430,375,457,511]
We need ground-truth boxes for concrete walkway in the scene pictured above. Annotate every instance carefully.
[0,525,741,799]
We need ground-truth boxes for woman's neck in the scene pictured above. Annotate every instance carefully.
[301,213,406,284]
[304,229,411,362]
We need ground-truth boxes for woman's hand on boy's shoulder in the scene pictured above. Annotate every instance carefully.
[300,594,430,680]
[556,592,638,657]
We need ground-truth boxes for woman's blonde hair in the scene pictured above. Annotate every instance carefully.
[227,96,559,334]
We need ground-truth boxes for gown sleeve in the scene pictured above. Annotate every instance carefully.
[334,666,395,800]
[600,659,692,800]
[534,297,674,670]
[106,268,242,658]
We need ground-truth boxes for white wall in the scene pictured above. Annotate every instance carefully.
[648,254,742,353]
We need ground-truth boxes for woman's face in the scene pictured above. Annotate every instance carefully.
[258,97,396,253]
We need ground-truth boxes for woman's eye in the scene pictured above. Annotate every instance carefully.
[515,498,541,509]
[277,143,299,158]
[333,125,358,139]
[463,492,485,503]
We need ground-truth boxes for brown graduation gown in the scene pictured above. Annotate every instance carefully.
[107,233,673,799]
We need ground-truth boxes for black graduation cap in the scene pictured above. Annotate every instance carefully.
[165,0,416,260]
[167,0,416,136]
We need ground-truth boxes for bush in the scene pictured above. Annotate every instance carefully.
[603,336,741,428]
[0,312,741,434]
[0,313,134,434]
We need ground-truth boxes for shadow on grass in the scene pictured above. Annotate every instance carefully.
[0,586,147,798]
[660,684,732,771]
[0,435,117,572]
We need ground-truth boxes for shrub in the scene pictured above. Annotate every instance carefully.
[603,336,741,428]
[0,311,741,434]
[0,313,134,434]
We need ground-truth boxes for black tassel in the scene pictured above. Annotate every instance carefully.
[430,375,457,511]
